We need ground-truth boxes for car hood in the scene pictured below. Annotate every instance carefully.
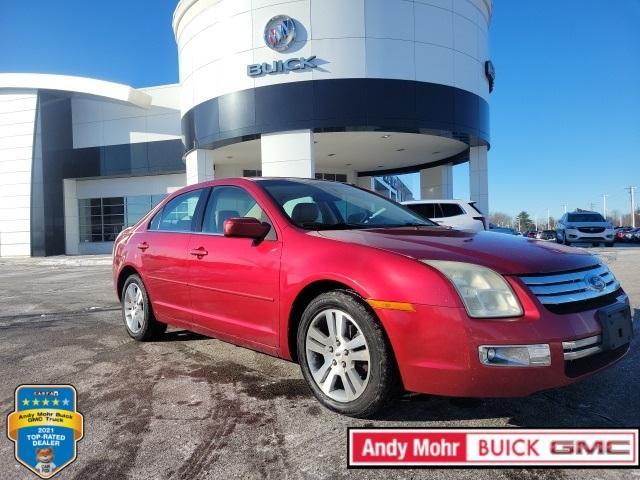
[315,227,598,275]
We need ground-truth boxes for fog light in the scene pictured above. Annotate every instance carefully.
[478,344,551,367]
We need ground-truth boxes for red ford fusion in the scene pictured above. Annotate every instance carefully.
[112,178,633,416]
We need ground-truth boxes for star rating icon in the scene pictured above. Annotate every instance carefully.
[19,394,72,409]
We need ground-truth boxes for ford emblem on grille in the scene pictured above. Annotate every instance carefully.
[586,274,606,291]
[264,15,296,52]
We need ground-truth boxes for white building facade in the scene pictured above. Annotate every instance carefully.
[0,0,492,257]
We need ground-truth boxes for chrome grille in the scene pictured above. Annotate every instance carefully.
[562,335,602,360]
[519,264,620,305]
[577,227,605,233]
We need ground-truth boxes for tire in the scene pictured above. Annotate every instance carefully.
[296,290,398,417]
[121,274,167,341]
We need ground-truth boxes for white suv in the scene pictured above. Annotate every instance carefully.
[402,199,487,232]
[556,211,615,247]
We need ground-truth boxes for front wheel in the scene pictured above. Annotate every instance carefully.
[121,274,167,341]
[297,291,398,417]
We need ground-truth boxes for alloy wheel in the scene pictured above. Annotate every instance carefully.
[305,308,370,403]
[124,282,144,334]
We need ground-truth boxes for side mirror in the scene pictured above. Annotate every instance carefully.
[223,217,271,239]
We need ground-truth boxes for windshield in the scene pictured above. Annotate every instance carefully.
[567,213,606,222]
[257,179,436,230]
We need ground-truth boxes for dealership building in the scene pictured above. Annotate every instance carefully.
[0,0,492,257]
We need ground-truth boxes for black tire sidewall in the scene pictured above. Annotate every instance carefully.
[296,291,395,417]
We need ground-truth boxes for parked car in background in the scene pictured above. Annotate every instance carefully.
[113,178,631,417]
[632,229,640,243]
[556,211,615,247]
[522,230,539,239]
[402,199,486,232]
[616,227,634,242]
[538,230,556,241]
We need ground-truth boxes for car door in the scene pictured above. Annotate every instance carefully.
[187,185,281,347]
[140,188,206,326]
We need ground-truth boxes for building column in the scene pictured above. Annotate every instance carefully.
[419,164,453,199]
[185,149,214,185]
[469,145,489,214]
[63,179,79,255]
[261,130,314,178]
[356,176,373,190]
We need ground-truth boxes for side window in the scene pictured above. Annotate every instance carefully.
[440,203,464,218]
[149,210,162,230]
[153,189,204,232]
[407,203,439,219]
[203,186,275,239]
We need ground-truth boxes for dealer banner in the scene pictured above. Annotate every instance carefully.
[7,385,84,478]
[348,428,639,468]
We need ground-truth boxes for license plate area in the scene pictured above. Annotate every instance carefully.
[598,304,633,351]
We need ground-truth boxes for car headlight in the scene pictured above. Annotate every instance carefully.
[421,260,523,318]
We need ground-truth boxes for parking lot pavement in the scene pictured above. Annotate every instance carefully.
[0,250,638,480]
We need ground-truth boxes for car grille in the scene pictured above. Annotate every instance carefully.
[519,264,620,310]
[577,227,605,233]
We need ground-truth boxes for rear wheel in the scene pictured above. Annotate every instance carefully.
[121,274,166,341]
[297,291,397,417]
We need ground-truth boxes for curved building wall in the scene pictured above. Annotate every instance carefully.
[0,90,38,256]
[175,0,491,112]
[174,0,492,151]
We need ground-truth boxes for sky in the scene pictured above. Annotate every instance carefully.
[0,0,638,221]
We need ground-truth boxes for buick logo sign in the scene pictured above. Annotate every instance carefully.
[264,15,296,52]
[585,274,606,292]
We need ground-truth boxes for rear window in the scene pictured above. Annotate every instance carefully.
[567,213,605,222]
[406,203,443,219]
[439,203,465,217]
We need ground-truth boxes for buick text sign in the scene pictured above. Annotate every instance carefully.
[247,56,318,77]
[348,428,639,468]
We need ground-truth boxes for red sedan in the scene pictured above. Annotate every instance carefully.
[112,178,632,416]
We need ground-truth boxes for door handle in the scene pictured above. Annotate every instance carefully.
[137,242,149,251]
[189,247,208,257]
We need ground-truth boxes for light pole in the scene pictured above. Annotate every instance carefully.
[546,208,550,229]
[627,186,636,228]
[602,193,608,220]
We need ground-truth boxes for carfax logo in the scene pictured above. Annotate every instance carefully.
[7,385,84,478]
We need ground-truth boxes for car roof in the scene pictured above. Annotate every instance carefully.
[401,199,470,205]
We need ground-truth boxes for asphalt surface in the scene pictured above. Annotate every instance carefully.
[0,246,639,479]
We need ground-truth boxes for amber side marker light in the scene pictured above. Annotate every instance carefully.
[366,299,415,312]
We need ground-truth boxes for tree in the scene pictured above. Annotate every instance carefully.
[548,216,557,230]
[515,211,535,232]
[489,212,513,227]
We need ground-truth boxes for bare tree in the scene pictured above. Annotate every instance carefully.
[489,212,513,227]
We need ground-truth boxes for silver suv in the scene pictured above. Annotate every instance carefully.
[556,211,615,247]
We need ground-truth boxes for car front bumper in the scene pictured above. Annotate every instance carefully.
[564,229,615,242]
[376,293,632,398]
